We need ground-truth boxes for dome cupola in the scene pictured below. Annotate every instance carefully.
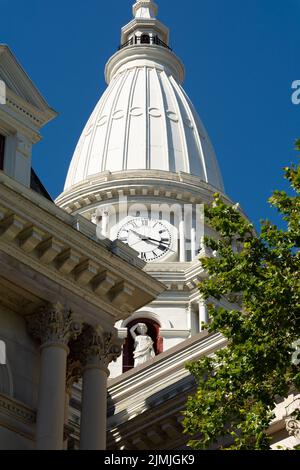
[120,0,169,51]
[63,1,224,193]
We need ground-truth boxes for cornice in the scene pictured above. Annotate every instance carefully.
[0,88,57,144]
[121,18,169,43]
[144,260,207,292]
[0,104,41,144]
[108,332,224,400]
[0,44,57,125]
[5,89,56,130]
[56,169,235,215]
[107,388,191,450]
[104,332,225,449]
[0,393,35,424]
[0,393,36,442]
[0,173,165,321]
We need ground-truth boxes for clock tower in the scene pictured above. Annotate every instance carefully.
[56,0,234,376]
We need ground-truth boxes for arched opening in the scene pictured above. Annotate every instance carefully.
[122,318,163,373]
[140,34,150,45]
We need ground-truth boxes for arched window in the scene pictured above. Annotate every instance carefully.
[140,34,150,45]
[122,318,163,373]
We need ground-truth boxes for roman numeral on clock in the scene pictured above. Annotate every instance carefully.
[151,246,168,258]
[129,221,138,228]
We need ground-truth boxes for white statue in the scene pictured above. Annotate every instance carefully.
[130,323,155,367]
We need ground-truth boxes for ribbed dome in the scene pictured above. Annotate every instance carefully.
[64,1,224,192]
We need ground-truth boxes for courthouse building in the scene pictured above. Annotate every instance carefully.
[0,0,299,450]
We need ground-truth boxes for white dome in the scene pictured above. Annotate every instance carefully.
[64,2,224,193]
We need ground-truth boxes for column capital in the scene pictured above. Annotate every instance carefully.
[198,296,207,307]
[71,325,122,374]
[27,302,82,351]
[285,417,300,439]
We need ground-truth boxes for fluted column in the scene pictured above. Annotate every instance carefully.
[27,303,81,450]
[73,326,122,450]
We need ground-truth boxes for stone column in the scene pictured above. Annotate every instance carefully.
[101,211,109,238]
[27,303,81,450]
[73,326,122,450]
[199,299,209,332]
[179,219,186,262]
[191,227,196,261]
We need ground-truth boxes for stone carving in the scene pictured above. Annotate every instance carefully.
[66,356,82,393]
[286,418,300,439]
[130,323,155,367]
[0,394,36,424]
[27,303,82,348]
[285,397,300,440]
[70,325,122,371]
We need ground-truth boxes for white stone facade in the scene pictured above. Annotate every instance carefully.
[0,0,299,451]
[57,0,230,378]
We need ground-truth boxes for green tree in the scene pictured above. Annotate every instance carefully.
[183,141,300,450]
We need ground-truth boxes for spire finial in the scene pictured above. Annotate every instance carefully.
[133,0,158,19]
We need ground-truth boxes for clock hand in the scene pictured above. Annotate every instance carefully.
[129,237,175,254]
[138,236,173,250]
[128,230,173,251]
[129,229,161,244]
[130,239,158,248]
[129,229,145,239]
[145,236,166,244]
[146,238,175,252]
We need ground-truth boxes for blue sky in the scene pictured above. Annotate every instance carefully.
[1,0,299,228]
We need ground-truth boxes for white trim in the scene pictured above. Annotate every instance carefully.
[121,310,171,329]
[159,329,190,339]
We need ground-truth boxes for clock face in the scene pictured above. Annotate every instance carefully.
[117,217,172,262]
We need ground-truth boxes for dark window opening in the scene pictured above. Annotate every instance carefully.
[122,318,163,373]
[0,134,5,171]
[119,35,172,52]
[140,34,150,44]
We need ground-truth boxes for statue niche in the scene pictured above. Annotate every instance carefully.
[122,318,163,372]
[130,323,155,367]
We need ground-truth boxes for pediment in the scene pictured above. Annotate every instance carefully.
[0,44,56,123]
